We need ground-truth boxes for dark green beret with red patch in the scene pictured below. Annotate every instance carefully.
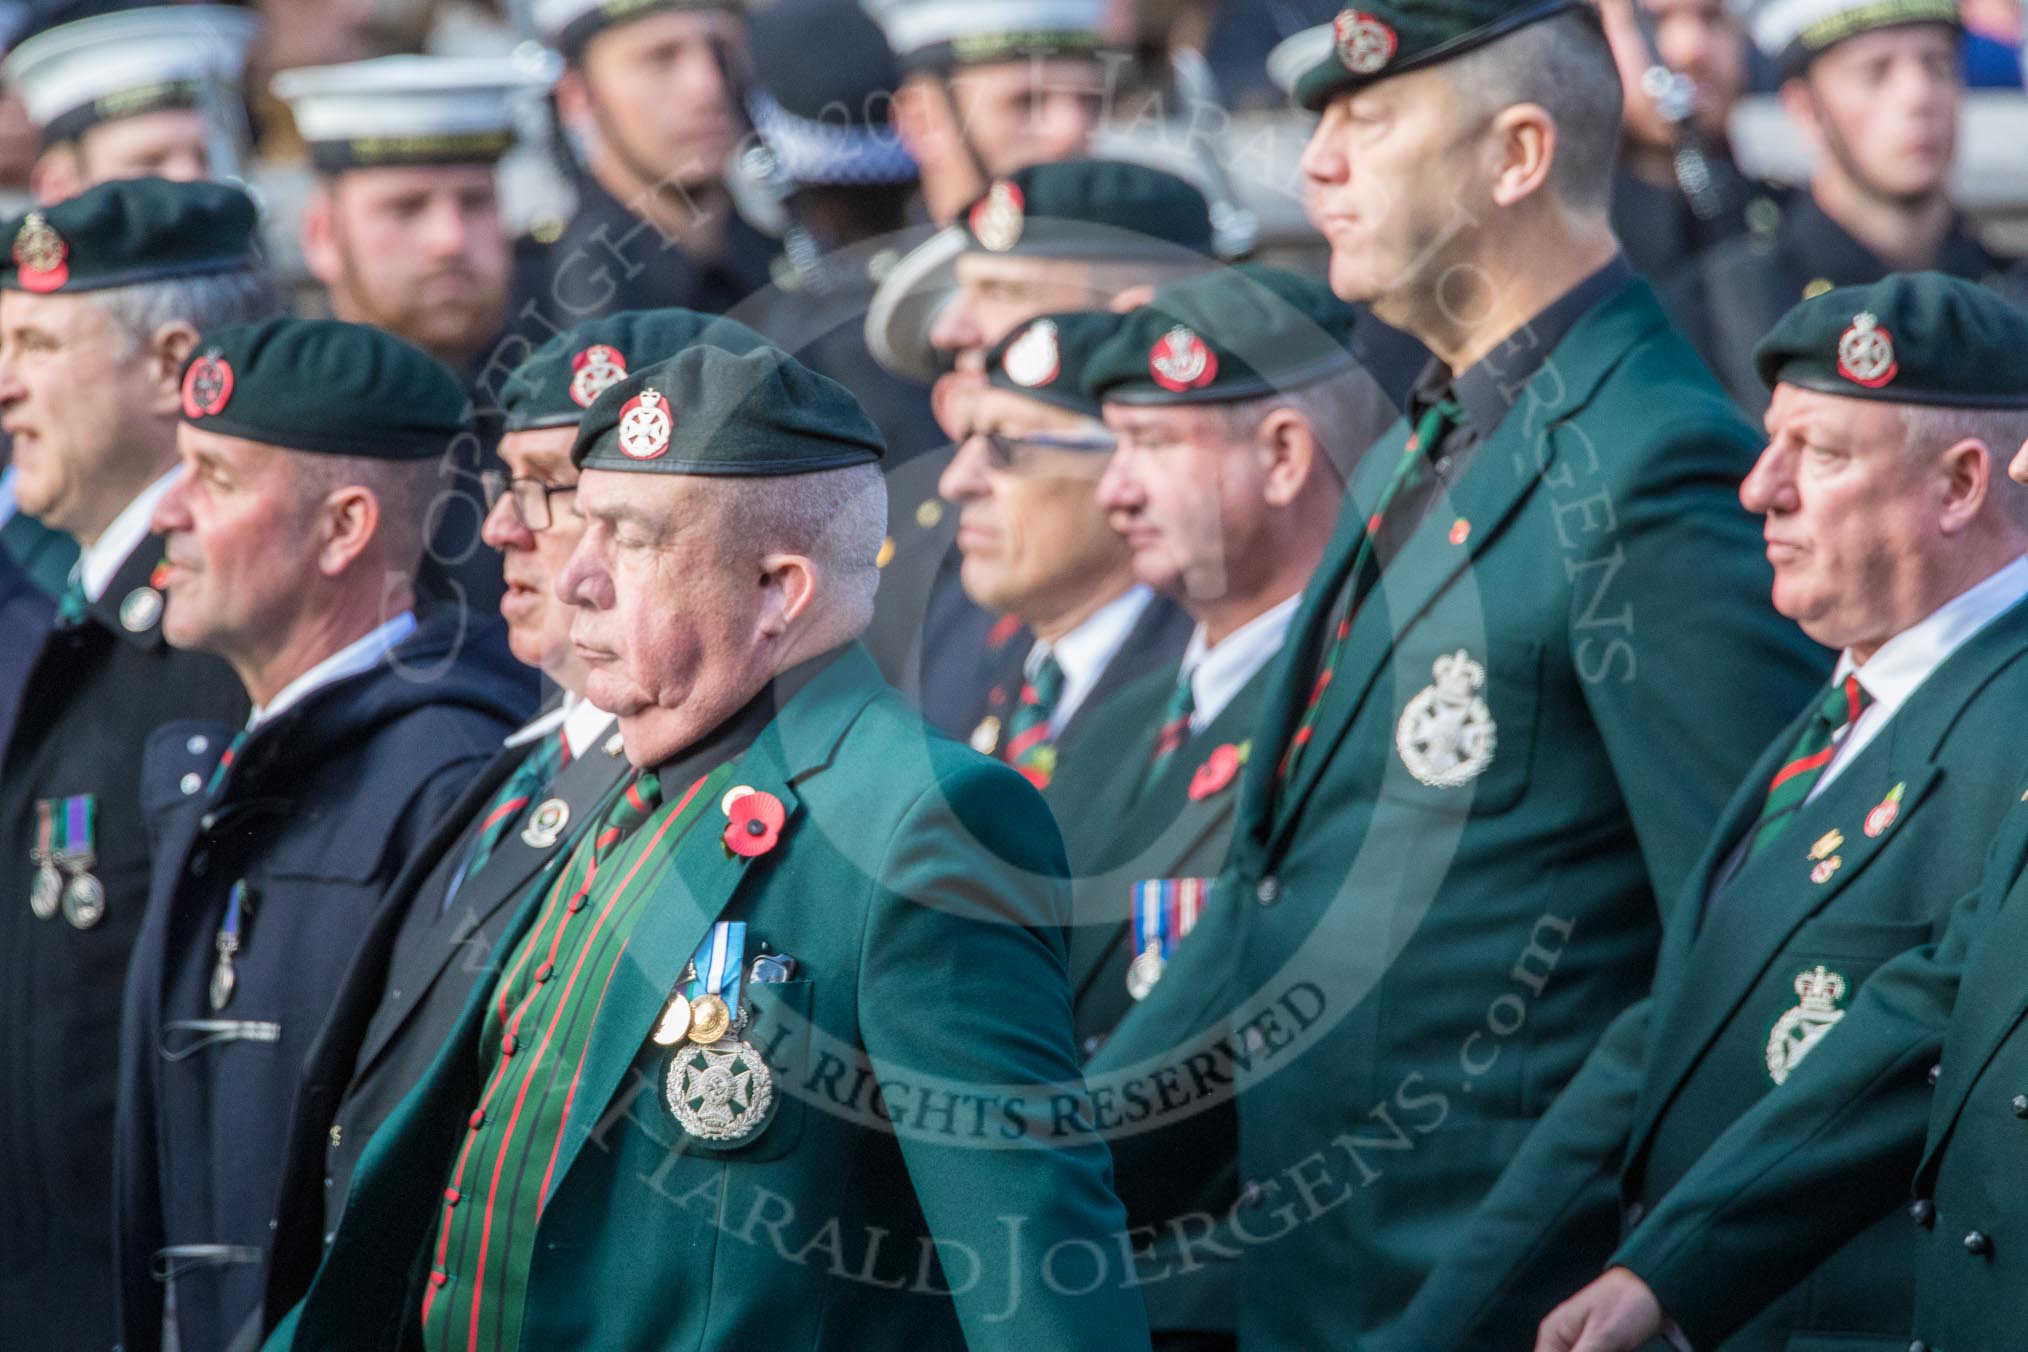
[500,309,772,432]
[1754,271,2028,407]
[0,176,261,295]
[1269,0,1585,113]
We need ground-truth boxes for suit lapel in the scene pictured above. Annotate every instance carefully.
[1920,810,2028,1174]
[548,650,880,1197]
[1630,757,1942,1155]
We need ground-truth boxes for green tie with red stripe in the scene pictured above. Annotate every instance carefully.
[1003,652,1065,788]
[1143,674,1197,794]
[1745,674,1873,861]
[452,730,570,892]
[1278,395,1460,786]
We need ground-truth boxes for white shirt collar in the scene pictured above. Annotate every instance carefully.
[249,611,418,729]
[500,691,617,761]
[79,468,177,602]
[1813,555,2028,797]
[1178,593,1301,732]
[1025,584,1155,735]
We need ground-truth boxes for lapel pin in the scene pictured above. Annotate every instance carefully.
[1449,517,1471,546]
[1810,855,1842,885]
[1864,782,1905,838]
[1807,829,1844,862]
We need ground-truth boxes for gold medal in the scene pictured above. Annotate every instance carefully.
[61,869,105,929]
[689,993,731,1045]
[1125,945,1165,1002]
[651,991,693,1047]
[29,861,61,920]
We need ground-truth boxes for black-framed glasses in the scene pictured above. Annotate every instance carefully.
[481,471,577,531]
[970,430,1116,472]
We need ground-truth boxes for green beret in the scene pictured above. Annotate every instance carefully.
[1749,0,1960,77]
[572,344,885,474]
[0,177,261,295]
[1082,264,1362,406]
[959,159,1214,260]
[984,311,1121,419]
[178,318,472,459]
[1269,0,1583,113]
[1753,271,2028,408]
[501,309,772,432]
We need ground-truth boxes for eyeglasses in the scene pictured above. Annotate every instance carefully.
[481,471,577,531]
[970,430,1116,472]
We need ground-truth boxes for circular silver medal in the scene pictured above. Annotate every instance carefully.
[29,863,62,920]
[520,797,570,849]
[119,586,163,633]
[664,1039,774,1143]
[62,870,106,929]
[1125,946,1165,1002]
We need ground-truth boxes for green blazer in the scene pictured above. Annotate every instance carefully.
[1086,277,1829,1346]
[268,646,1151,1352]
[1378,592,2028,1350]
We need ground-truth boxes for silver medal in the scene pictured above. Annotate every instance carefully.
[664,1038,774,1143]
[29,861,62,920]
[1125,945,1165,1002]
[61,869,105,929]
[520,797,570,849]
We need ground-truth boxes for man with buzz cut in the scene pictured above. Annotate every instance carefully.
[260,307,775,1335]
[0,175,268,1352]
[114,318,531,1352]
[265,339,1150,1352]
[1085,3,1828,1344]
[1382,272,2028,1351]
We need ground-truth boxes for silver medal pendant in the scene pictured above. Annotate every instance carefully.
[29,862,62,920]
[209,956,237,1011]
[664,1038,774,1143]
[61,870,105,929]
[520,797,570,850]
[1125,946,1165,1002]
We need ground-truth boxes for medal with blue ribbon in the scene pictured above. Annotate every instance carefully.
[662,919,775,1144]
[1125,877,1209,1001]
[210,880,252,1010]
[684,920,746,1045]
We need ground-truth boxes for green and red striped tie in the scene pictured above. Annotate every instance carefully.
[1279,396,1460,786]
[1745,674,1873,860]
[1143,675,1197,793]
[453,731,570,890]
[1003,653,1065,788]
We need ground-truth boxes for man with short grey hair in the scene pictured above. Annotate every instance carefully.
[0,175,267,1352]
[270,342,1152,1351]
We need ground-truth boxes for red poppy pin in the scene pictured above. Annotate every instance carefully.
[724,789,785,858]
[1189,740,1251,801]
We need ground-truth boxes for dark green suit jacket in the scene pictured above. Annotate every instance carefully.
[0,508,77,598]
[1086,277,1829,1346]
[1380,590,2028,1350]
[268,646,1151,1352]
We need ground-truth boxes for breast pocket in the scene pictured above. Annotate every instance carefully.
[655,977,814,1164]
[1377,637,1543,817]
[1755,918,1933,1088]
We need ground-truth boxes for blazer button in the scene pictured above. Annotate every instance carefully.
[328,1123,343,1149]
[1624,1202,1646,1229]
[1909,1198,1935,1228]
[1963,1229,1991,1256]
[2012,1093,2028,1118]
[1928,1063,1942,1086]
[1256,876,1281,906]
[1908,1341,1929,1352]
[1238,1180,1266,1210]
[1081,1035,1105,1058]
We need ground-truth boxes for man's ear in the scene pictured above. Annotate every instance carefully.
[1487,102,1556,209]
[143,320,202,416]
[314,483,383,577]
[553,66,593,138]
[1938,436,1993,536]
[299,182,344,290]
[1255,407,1323,508]
[1778,75,1825,158]
[756,552,818,638]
